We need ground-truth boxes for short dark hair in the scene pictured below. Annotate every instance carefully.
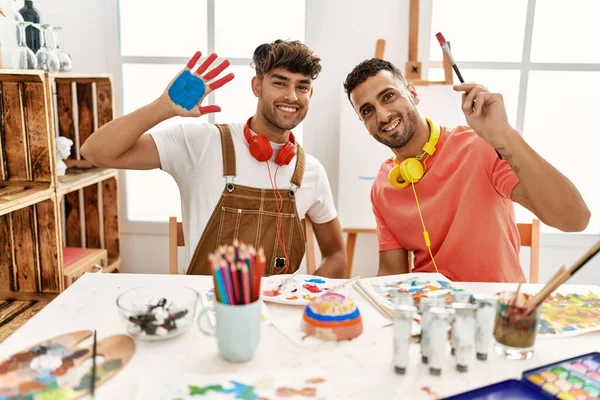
[252,39,322,80]
[343,58,407,100]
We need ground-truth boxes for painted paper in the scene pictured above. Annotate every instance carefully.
[135,370,328,399]
[538,291,600,338]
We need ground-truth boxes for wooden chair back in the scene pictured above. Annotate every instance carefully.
[168,217,318,275]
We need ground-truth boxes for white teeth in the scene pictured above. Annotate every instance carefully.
[383,119,400,132]
[277,106,298,113]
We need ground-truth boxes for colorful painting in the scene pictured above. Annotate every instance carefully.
[538,291,600,337]
[135,370,328,399]
[199,288,271,326]
[358,273,466,310]
[261,275,339,306]
[0,331,134,399]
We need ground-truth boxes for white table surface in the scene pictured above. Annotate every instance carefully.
[1,273,599,399]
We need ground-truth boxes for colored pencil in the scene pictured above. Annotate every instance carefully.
[230,262,240,305]
[208,242,268,305]
[241,263,250,304]
[215,265,228,304]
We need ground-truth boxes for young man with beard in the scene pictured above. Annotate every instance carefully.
[82,40,346,278]
[343,59,590,282]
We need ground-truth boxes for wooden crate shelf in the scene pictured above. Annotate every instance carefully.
[56,167,117,196]
[51,74,113,168]
[0,186,53,216]
[0,71,120,298]
[0,196,63,293]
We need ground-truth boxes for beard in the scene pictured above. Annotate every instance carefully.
[372,108,419,150]
[261,101,307,131]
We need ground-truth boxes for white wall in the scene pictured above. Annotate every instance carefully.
[23,0,598,284]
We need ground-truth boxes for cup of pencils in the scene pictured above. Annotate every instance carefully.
[197,241,266,363]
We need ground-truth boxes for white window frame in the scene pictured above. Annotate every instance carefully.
[421,0,600,238]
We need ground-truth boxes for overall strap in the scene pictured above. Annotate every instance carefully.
[289,144,305,196]
[215,124,236,190]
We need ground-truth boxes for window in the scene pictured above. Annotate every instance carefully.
[428,0,600,234]
[118,0,306,223]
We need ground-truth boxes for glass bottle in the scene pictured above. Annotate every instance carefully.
[19,0,41,53]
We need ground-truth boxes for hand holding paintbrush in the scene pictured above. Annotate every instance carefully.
[436,32,504,160]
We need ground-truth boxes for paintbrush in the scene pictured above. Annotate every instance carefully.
[274,268,301,292]
[435,32,502,160]
[435,32,464,83]
[323,276,362,295]
[91,329,97,398]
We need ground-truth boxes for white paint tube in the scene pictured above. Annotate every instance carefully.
[450,292,472,355]
[474,294,498,361]
[420,295,446,364]
[428,307,454,376]
[419,297,435,364]
[452,303,477,372]
[392,304,417,374]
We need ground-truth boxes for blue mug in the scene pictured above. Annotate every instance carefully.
[197,299,261,363]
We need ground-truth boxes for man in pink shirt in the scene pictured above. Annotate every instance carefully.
[343,59,590,282]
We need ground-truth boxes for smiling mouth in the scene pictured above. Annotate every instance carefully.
[276,105,300,114]
[381,118,401,133]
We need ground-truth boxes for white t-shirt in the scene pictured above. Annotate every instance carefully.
[150,121,337,270]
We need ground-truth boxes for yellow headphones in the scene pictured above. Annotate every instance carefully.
[388,118,440,189]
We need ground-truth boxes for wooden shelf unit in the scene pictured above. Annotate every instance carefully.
[0,71,120,340]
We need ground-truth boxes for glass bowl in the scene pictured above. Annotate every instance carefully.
[116,285,198,341]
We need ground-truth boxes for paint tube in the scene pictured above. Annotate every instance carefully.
[428,307,454,376]
[392,303,416,374]
[474,294,498,361]
[450,292,472,355]
[420,295,445,364]
[452,303,477,372]
[392,292,414,306]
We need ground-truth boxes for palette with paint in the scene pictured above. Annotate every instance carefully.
[443,352,600,399]
[261,274,339,305]
[0,330,135,399]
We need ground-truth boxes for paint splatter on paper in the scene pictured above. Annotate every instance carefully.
[302,284,322,294]
[538,291,600,337]
[134,370,329,399]
[359,273,465,309]
[261,275,337,305]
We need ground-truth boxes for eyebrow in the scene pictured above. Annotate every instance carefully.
[358,87,395,114]
[271,73,312,85]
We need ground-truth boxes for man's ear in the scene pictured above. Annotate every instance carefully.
[251,76,261,97]
[407,82,419,105]
[310,87,314,99]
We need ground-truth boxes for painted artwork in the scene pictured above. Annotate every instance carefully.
[357,273,466,310]
[261,275,339,306]
[538,291,600,337]
[0,331,134,399]
[301,293,363,342]
[199,288,271,326]
[135,370,328,399]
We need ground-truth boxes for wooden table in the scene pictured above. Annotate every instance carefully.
[1,273,598,399]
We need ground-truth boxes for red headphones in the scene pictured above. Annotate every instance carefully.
[244,117,297,166]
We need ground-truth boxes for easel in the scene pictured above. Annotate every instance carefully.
[342,0,453,278]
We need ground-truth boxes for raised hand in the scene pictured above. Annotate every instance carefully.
[160,51,234,117]
[453,83,515,148]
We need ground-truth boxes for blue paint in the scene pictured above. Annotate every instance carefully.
[221,381,258,399]
[305,278,326,284]
[305,306,360,322]
[168,70,206,111]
